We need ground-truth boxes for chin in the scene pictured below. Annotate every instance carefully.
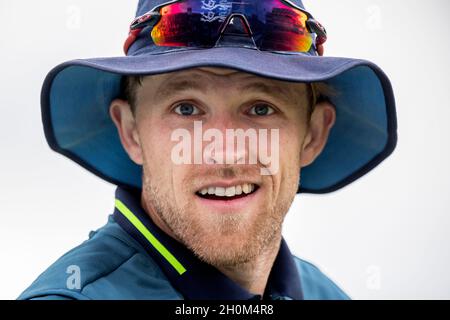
[185,226,265,267]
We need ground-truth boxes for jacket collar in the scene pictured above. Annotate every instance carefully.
[113,186,303,300]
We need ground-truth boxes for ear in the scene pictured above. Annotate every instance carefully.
[300,100,336,167]
[109,99,144,165]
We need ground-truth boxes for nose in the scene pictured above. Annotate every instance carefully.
[201,112,251,166]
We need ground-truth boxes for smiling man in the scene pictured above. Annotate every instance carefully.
[109,67,336,297]
[19,0,397,300]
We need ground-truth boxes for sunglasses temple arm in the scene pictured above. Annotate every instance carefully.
[124,28,143,54]
[123,12,161,55]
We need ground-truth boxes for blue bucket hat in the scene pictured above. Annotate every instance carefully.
[42,0,397,194]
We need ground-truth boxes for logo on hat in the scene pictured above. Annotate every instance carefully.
[200,0,232,22]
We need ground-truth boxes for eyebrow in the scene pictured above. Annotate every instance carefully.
[240,82,298,104]
[155,77,303,105]
[155,79,208,102]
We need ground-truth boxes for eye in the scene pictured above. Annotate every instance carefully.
[248,103,275,116]
[173,102,201,116]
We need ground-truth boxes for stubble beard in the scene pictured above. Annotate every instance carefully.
[141,161,295,269]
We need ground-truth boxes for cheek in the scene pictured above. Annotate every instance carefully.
[138,117,193,196]
[138,118,176,182]
[140,124,172,161]
[277,125,303,191]
[280,123,303,163]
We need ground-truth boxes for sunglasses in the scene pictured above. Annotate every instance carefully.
[124,0,327,55]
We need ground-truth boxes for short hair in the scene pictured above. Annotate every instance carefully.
[119,75,336,117]
[119,75,143,115]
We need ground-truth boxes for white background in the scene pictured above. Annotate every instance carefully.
[1,0,449,299]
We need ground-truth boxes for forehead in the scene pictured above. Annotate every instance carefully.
[141,67,308,103]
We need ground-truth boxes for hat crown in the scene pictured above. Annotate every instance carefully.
[135,0,306,16]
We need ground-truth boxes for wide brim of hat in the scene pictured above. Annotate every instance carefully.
[42,47,397,193]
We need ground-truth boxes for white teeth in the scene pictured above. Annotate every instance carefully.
[225,186,236,197]
[215,187,225,196]
[198,184,257,197]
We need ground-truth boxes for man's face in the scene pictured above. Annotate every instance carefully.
[111,67,333,267]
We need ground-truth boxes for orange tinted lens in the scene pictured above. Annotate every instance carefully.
[151,0,226,47]
[257,0,313,52]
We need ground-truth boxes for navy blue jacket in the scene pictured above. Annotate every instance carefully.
[19,187,350,300]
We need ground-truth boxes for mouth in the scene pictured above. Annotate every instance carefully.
[195,183,260,201]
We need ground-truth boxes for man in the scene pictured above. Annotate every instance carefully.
[19,0,397,300]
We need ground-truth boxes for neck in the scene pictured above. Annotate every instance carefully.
[215,236,281,297]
